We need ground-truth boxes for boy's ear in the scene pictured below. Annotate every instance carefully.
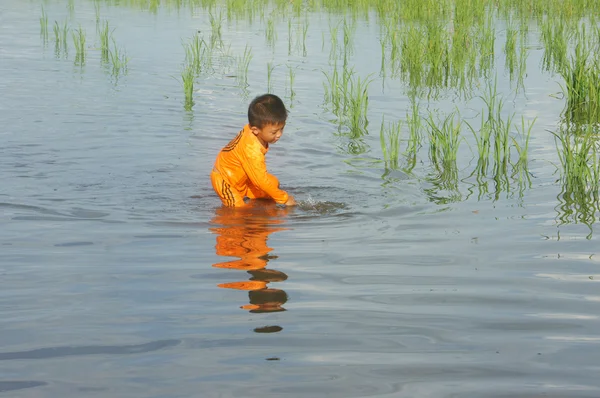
[249,125,260,136]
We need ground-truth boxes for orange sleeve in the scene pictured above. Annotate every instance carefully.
[240,145,289,204]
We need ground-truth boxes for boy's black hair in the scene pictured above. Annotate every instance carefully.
[248,94,288,129]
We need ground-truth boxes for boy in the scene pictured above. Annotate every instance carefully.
[211,94,296,207]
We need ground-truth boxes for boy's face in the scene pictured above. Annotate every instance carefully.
[251,122,285,147]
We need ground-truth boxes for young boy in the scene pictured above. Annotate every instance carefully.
[211,94,296,207]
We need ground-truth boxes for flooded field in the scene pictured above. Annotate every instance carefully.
[1,0,600,396]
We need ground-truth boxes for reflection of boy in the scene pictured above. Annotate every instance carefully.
[211,94,297,207]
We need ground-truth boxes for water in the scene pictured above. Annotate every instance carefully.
[1,1,600,397]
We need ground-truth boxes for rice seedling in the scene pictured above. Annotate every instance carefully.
[53,20,69,57]
[346,73,373,138]
[184,34,210,75]
[540,16,569,73]
[94,1,101,27]
[182,65,195,111]
[493,110,514,174]
[288,19,293,55]
[515,37,528,93]
[40,7,49,43]
[301,18,309,57]
[406,96,422,155]
[380,118,402,170]
[511,115,536,177]
[328,20,340,62]
[67,0,75,17]
[267,62,275,93]
[504,18,518,81]
[109,39,128,76]
[72,26,86,66]
[208,9,224,49]
[235,45,252,88]
[477,11,496,77]
[466,111,492,176]
[552,125,600,235]
[99,20,111,64]
[425,111,462,171]
[559,30,600,125]
[287,64,296,99]
[266,14,277,48]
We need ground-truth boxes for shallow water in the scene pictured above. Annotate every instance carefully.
[2,1,600,397]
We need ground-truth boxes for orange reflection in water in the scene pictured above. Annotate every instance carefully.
[210,202,291,315]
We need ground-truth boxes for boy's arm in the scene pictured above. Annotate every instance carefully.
[241,147,289,204]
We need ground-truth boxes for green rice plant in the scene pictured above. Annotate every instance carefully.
[288,18,293,55]
[323,64,372,138]
[67,0,75,16]
[478,11,495,77]
[559,32,600,125]
[323,64,343,115]
[182,65,195,111]
[430,22,450,92]
[53,20,69,57]
[552,125,600,235]
[426,111,462,171]
[288,64,296,99]
[184,34,211,75]
[466,111,492,176]
[380,118,402,170]
[493,111,514,174]
[301,18,309,57]
[511,115,536,173]
[235,45,252,88]
[266,14,276,48]
[94,1,101,26]
[328,20,340,62]
[208,9,223,49]
[99,20,111,64]
[342,19,354,63]
[346,73,373,138]
[267,62,275,93]
[40,7,49,43]
[515,37,528,93]
[406,97,422,156]
[379,37,386,79]
[72,26,86,66]
[540,16,569,73]
[399,23,425,89]
[504,18,518,80]
[108,39,128,76]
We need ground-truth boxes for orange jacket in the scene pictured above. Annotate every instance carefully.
[213,124,289,204]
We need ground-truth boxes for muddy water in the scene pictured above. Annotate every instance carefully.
[1,1,599,397]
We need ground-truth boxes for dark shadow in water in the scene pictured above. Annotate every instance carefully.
[210,203,291,333]
[0,381,47,392]
[0,339,180,360]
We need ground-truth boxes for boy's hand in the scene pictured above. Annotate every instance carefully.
[284,195,297,206]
